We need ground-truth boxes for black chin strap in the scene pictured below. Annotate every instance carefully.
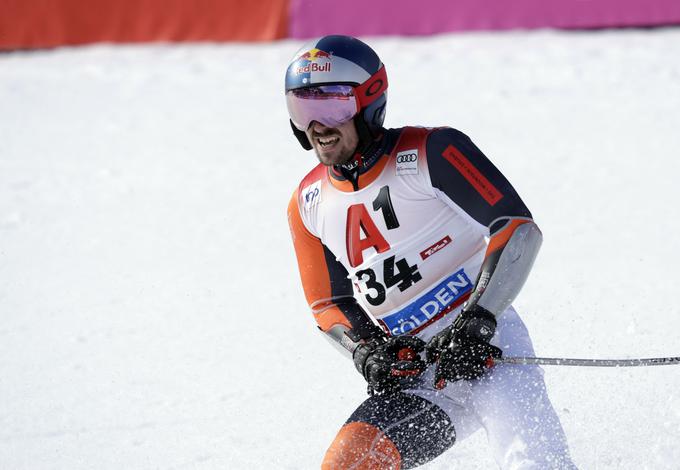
[339,163,361,191]
[353,114,376,155]
[290,120,312,150]
[335,130,386,191]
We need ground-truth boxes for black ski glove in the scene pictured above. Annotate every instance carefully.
[425,305,502,389]
[353,335,427,396]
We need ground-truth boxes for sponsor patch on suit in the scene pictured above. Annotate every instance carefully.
[302,180,322,210]
[396,149,419,175]
[379,268,473,336]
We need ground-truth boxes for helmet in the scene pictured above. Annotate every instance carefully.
[285,35,388,151]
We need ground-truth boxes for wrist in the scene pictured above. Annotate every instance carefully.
[456,304,497,342]
[352,337,385,376]
[352,342,372,375]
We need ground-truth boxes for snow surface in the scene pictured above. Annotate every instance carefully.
[1,28,680,469]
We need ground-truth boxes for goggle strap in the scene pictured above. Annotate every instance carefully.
[354,66,388,108]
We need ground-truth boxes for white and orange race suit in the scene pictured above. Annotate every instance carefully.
[288,126,538,352]
[287,126,577,470]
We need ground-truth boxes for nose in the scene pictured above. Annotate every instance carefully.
[309,121,333,135]
[309,121,330,133]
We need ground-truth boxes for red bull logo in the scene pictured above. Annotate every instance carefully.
[299,48,331,61]
[296,48,332,74]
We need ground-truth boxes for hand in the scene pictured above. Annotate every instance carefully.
[426,306,502,388]
[353,335,426,395]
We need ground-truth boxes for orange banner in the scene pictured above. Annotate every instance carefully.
[0,0,288,49]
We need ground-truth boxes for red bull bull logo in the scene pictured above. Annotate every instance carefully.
[299,48,331,61]
[296,48,332,74]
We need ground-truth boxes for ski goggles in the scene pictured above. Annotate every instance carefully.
[286,66,388,131]
[286,84,359,131]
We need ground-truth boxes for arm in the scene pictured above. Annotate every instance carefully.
[426,127,542,320]
[424,128,541,384]
[288,190,427,393]
[287,190,383,357]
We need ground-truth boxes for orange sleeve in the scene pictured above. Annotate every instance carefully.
[485,218,531,258]
[287,190,352,332]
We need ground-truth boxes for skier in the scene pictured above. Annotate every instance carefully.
[286,35,577,469]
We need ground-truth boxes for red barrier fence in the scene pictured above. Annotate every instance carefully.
[0,0,288,49]
[1,0,680,50]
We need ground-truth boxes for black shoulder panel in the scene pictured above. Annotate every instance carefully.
[426,128,532,227]
[322,244,382,340]
[322,243,354,297]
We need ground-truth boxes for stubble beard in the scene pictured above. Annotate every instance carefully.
[307,121,360,167]
[315,144,355,166]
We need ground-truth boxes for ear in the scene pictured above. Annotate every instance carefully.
[290,120,313,150]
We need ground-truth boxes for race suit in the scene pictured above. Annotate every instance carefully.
[288,126,576,469]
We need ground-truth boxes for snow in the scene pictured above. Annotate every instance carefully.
[1,28,680,469]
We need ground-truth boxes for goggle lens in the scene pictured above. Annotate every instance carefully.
[286,85,359,131]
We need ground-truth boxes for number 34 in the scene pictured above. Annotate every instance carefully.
[356,255,422,306]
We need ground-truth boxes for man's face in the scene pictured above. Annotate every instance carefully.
[305,120,359,166]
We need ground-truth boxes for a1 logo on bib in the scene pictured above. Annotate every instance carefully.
[396,149,418,176]
[302,180,322,210]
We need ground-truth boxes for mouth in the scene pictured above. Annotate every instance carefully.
[316,135,340,149]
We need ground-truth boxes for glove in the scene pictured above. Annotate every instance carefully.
[425,305,502,388]
[353,335,427,396]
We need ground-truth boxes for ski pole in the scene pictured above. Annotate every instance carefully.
[492,356,680,367]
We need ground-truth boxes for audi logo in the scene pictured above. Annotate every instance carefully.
[397,153,417,163]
